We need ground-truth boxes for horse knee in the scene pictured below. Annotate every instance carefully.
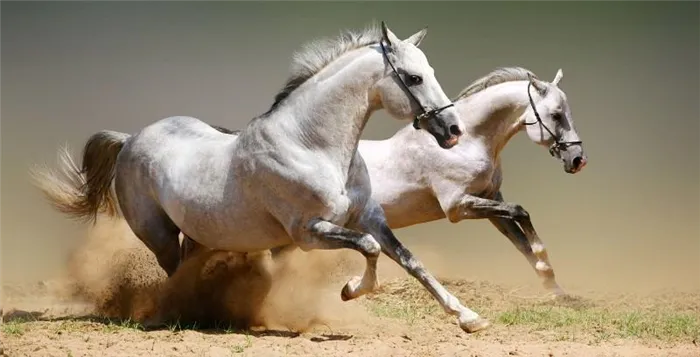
[511,204,530,220]
[444,205,462,223]
[359,234,381,257]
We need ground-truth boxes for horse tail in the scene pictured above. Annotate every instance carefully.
[30,130,131,223]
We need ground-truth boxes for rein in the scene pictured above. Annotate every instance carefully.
[525,82,582,157]
[379,40,454,130]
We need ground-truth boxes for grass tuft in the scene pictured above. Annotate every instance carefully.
[231,332,253,354]
[365,278,700,343]
[1,319,27,336]
[497,304,700,341]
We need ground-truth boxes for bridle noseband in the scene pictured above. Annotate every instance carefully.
[379,40,454,130]
[525,82,583,157]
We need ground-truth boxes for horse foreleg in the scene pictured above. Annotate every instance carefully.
[355,201,490,333]
[294,218,381,301]
[444,191,564,297]
[487,219,565,297]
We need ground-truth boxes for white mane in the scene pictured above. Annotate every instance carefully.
[453,66,537,101]
[266,23,383,113]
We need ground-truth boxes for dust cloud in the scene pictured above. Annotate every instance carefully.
[57,219,369,331]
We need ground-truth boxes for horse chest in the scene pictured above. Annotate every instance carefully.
[470,163,503,199]
[462,159,496,192]
[275,158,363,223]
[320,171,371,224]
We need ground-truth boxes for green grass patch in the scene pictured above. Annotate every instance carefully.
[497,305,700,342]
[231,333,253,354]
[363,278,700,343]
[102,318,144,333]
[1,319,27,336]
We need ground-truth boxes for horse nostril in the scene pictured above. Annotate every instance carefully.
[573,156,583,169]
[449,125,462,137]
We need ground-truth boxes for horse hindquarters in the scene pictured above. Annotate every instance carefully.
[113,153,182,277]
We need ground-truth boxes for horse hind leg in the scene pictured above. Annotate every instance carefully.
[121,201,182,277]
[137,220,181,277]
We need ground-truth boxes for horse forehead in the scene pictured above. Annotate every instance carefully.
[550,90,577,125]
[399,45,431,70]
[557,93,573,117]
[551,86,569,105]
[545,88,567,110]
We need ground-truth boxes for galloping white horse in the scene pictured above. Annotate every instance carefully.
[208,67,587,296]
[360,67,587,296]
[34,23,496,333]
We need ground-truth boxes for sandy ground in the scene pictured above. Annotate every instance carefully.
[2,316,699,357]
[2,221,699,357]
[2,278,699,357]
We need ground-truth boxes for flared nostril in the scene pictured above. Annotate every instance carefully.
[572,156,583,169]
[449,124,462,137]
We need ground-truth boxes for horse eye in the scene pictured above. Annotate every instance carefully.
[552,113,563,121]
[406,74,423,86]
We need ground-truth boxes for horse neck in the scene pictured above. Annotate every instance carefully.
[457,80,531,159]
[271,48,383,168]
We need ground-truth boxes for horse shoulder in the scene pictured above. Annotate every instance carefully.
[344,151,373,212]
[431,140,491,183]
[362,137,430,198]
[236,135,355,224]
[427,140,504,208]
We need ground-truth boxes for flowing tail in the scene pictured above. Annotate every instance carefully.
[30,130,131,223]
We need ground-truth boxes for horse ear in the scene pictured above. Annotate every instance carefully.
[404,27,428,47]
[381,21,400,47]
[552,68,563,86]
[528,72,548,95]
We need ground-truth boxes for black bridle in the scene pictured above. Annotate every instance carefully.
[525,81,583,157]
[379,40,454,130]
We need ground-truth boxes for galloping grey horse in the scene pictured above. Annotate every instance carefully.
[33,23,493,333]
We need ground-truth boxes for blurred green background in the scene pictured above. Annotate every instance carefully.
[2,1,698,293]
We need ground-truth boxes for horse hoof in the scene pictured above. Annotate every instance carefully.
[552,291,569,300]
[553,293,586,307]
[460,317,491,333]
[340,276,365,301]
[340,284,353,301]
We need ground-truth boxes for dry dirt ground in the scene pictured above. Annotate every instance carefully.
[2,222,699,357]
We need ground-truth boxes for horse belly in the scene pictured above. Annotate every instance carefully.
[180,206,292,252]
[378,188,446,229]
[157,172,292,252]
[203,220,291,252]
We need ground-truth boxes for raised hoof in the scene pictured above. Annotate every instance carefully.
[340,283,353,301]
[460,317,491,333]
[340,276,367,302]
